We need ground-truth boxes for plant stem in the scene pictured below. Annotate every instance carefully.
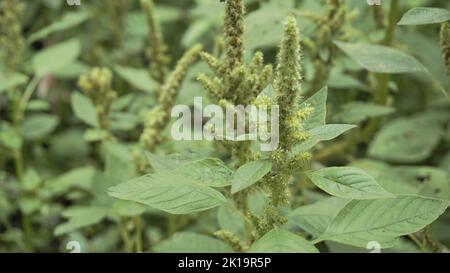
[119,218,133,253]
[134,215,143,253]
[362,0,399,141]
[17,75,40,122]
[21,213,33,252]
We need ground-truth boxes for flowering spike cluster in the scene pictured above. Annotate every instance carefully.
[141,44,203,151]
[141,0,170,85]
[78,68,118,131]
[106,0,128,47]
[224,0,245,74]
[440,22,450,74]
[303,0,355,94]
[261,15,313,210]
[197,0,273,165]
[198,0,272,106]
[0,0,25,72]
[214,230,245,252]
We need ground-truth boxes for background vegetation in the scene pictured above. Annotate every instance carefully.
[0,0,449,253]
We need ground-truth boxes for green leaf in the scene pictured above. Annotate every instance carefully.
[248,229,319,253]
[71,92,99,128]
[398,7,450,26]
[171,158,233,187]
[376,166,450,201]
[231,159,272,194]
[27,100,50,111]
[28,11,90,42]
[113,65,157,93]
[294,124,357,152]
[0,122,22,150]
[46,166,95,196]
[18,197,41,215]
[317,195,449,248]
[54,206,107,236]
[0,72,28,93]
[110,200,146,217]
[302,86,328,130]
[53,61,90,79]
[334,41,427,74]
[338,102,395,124]
[109,112,140,131]
[20,114,60,141]
[217,204,246,239]
[108,172,227,214]
[104,142,135,184]
[306,167,393,199]
[368,117,443,163]
[32,39,81,76]
[145,152,192,171]
[288,197,350,237]
[154,232,233,253]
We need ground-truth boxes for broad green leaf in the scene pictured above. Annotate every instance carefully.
[0,72,28,93]
[108,172,227,214]
[398,7,450,26]
[113,65,157,93]
[368,117,442,163]
[287,197,350,237]
[110,200,146,217]
[245,7,293,49]
[171,158,233,187]
[32,39,81,76]
[305,167,393,199]
[377,167,450,201]
[217,204,246,239]
[111,94,134,111]
[46,166,95,196]
[20,169,41,192]
[257,84,276,100]
[109,112,140,131]
[338,102,395,124]
[18,197,41,215]
[28,11,90,42]
[302,86,327,130]
[84,129,108,142]
[20,114,60,141]
[71,92,99,128]
[104,142,135,184]
[146,152,232,187]
[231,160,272,194]
[145,152,193,171]
[54,206,107,236]
[0,122,22,150]
[53,61,90,79]
[294,124,357,152]
[247,189,268,215]
[334,41,427,74]
[154,232,233,253]
[317,195,449,248]
[27,100,50,111]
[248,229,319,253]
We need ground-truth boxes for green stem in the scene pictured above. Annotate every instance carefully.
[383,0,399,46]
[119,218,133,253]
[134,216,143,253]
[22,214,33,252]
[408,234,428,253]
[17,75,40,122]
[363,0,399,141]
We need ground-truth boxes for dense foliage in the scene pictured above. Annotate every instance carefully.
[0,0,449,253]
